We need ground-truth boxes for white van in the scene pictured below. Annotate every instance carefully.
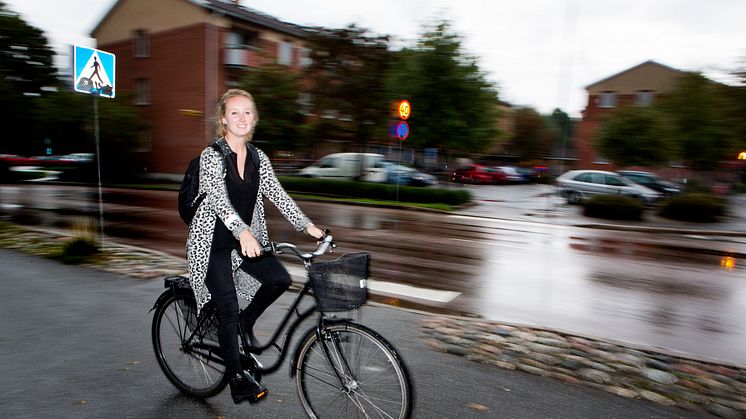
[298,153,384,180]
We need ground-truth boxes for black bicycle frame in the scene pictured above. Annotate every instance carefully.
[240,280,318,375]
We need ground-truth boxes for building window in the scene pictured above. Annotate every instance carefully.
[135,79,150,105]
[300,47,312,68]
[592,154,610,165]
[298,93,313,116]
[133,29,149,57]
[225,30,258,48]
[135,128,152,152]
[599,91,616,108]
[277,40,293,66]
[636,90,654,106]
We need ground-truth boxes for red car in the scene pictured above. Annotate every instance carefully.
[452,164,505,184]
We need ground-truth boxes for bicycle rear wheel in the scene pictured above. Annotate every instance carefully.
[295,321,413,419]
[151,290,228,398]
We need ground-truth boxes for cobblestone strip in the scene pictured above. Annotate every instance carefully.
[422,317,746,418]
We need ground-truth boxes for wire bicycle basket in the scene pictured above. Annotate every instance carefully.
[308,252,369,312]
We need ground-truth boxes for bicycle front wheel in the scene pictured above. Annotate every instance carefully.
[151,290,228,398]
[295,321,413,419]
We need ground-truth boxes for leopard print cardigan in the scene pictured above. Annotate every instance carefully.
[186,139,312,314]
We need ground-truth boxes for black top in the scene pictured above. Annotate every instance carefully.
[212,144,260,250]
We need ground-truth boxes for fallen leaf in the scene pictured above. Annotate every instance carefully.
[466,402,489,412]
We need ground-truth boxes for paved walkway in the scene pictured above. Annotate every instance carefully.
[1,221,745,417]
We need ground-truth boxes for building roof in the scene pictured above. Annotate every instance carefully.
[92,0,309,38]
[192,0,309,37]
[585,60,685,90]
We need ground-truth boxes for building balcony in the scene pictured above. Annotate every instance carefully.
[223,46,259,68]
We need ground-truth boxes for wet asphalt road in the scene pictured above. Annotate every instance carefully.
[0,249,707,419]
[1,183,745,366]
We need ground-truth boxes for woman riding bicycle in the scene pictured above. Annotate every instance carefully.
[186,88,324,404]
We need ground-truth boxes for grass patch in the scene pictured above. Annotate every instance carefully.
[583,195,644,221]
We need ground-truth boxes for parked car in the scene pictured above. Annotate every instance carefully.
[298,153,384,180]
[367,161,437,186]
[616,170,681,198]
[493,166,526,183]
[556,169,662,204]
[452,164,503,184]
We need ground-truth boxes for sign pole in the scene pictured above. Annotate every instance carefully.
[93,96,105,247]
[73,45,115,248]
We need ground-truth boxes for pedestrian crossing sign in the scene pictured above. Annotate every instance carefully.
[73,45,116,98]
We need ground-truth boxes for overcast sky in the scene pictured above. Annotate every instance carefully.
[5,0,745,117]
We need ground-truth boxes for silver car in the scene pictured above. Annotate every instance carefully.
[556,169,662,204]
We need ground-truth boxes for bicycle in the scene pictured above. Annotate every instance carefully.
[150,233,414,418]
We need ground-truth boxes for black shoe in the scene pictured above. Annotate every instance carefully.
[228,370,268,404]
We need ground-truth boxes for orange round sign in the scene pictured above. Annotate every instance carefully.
[397,100,411,120]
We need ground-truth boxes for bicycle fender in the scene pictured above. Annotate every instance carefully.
[148,287,192,313]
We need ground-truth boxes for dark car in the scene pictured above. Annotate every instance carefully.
[616,170,681,198]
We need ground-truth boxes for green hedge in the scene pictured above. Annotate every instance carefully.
[583,195,643,220]
[278,176,472,206]
[658,193,726,222]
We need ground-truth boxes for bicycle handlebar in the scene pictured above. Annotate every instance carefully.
[261,230,335,261]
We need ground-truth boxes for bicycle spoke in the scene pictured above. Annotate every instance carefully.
[296,323,412,419]
[152,292,227,398]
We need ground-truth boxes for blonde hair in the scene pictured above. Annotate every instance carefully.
[215,89,260,140]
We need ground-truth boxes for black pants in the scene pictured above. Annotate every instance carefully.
[205,247,292,375]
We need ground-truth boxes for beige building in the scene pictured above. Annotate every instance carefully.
[574,60,686,169]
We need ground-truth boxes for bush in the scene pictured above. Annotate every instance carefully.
[278,176,472,206]
[658,193,726,222]
[57,237,99,264]
[583,195,643,220]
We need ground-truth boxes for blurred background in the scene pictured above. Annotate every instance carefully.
[0,0,744,186]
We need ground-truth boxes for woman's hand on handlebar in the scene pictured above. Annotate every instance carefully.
[305,224,325,240]
[239,230,263,258]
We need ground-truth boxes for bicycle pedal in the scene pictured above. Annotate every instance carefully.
[252,389,268,403]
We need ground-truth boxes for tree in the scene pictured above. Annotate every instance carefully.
[593,106,674,167]
[385,20,501,154]
[240,63,307,154]
[304,25,393,150]
[656,72,734,170]
[96,93,147,181]
[0,1,58,155]
[506,107,556,160]
[549,108,574,154]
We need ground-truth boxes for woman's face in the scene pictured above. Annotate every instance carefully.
[222,95,256,139]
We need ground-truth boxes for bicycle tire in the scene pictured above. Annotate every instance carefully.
[151,290,228,398]
[295,321,414,419]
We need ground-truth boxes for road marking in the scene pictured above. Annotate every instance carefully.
[285,265,461,303]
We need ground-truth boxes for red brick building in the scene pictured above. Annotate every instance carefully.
[92,0,310,178]
[574,60,686,170]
